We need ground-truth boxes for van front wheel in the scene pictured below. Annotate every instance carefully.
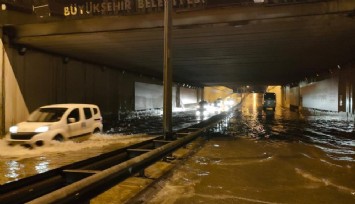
[93,128,101,134]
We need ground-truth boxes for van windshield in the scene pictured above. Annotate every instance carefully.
[264,93,276,100]
[27,108,68,122]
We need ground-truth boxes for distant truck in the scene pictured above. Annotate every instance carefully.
[263,92,276,111]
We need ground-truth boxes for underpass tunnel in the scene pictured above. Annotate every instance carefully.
[1,2,355,203]
[1,0,355,135]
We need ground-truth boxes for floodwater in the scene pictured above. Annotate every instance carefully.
[0,134,154,184]
[149,93,355,204]
[0,110,209,185]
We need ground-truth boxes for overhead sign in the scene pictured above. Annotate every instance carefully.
[62,0,207,17]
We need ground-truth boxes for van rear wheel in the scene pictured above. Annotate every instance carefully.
[53,135,64,142]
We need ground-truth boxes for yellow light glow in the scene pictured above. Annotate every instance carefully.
[253,93,257,113]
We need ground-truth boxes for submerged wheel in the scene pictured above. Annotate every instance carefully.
[93,128,101,134]
[53,135,64,142]
[35,140,44,147]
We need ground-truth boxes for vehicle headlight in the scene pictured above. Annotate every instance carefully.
[9,126,18,133]
[35,126,49,133]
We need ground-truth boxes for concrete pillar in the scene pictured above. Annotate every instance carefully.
[0,29,5,135]
[198,87,204,102]
[163,0,173,140]
[175,85,181,108]
[0,31,29,136]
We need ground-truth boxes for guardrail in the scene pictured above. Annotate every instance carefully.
[0,112,229,204]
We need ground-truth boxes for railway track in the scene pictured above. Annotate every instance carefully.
[0,112,229,204]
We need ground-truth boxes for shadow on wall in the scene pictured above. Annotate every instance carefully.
[0,38,29,136]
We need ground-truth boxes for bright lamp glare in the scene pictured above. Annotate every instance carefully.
[9,126,18,133]
[35,126,49,133]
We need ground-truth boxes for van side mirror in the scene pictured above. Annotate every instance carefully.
[68,118,76,123]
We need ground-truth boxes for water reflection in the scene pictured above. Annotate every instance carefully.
[35,157,50,174]
[236,94,355,162]
[5,161,20,180]
[150,94,355,204]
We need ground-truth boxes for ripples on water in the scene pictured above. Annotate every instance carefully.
[150,95,355,203]
[104,110,201,134]
[228,105,355,163]
[0,111,208,184]
[0,134,152,184]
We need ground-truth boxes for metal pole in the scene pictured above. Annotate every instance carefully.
[163,0,173,140]
[27,115,226,204]
[0,29,5,136]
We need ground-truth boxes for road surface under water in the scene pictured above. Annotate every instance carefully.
[0,134,156,184]
[149,93,355,204]
[0,110,209,184]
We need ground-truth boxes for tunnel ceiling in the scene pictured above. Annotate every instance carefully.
[3,1,355,90]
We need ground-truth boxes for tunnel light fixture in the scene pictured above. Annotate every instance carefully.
[1,4,6,10]
[18,46,27,55]
[101,66,107,72]
[337,65,341,69]
[62,56,69,64]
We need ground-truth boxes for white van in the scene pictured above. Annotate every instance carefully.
[6,104,103,147]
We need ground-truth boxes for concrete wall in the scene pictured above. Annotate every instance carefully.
[2,35,201,135]
[280,76,340,112]
[339,64,355,114]
[5,46,139,114]
[300,77,339,111]
[135,82,200,110]
[2,37,171,133]
[135,82,178,110]
[0,38,29,135]
[135,82,164,110]
[282,86,300,109]
[203,86,233,103]
[266,86,283,107]
[180,87,198,105]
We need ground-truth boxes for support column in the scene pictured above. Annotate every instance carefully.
[0,29,5,136]
[163,0,173,140]
[176,85,181,108]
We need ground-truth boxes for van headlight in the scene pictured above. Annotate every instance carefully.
[9,126,18,133]
[35,126,49,133]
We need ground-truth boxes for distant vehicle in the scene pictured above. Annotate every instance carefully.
[196,100,210,116]
[214,98,223,108]
[6,104,103,148]
[263,92,276,111]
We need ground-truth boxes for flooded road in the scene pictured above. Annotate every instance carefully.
[149,93,355,204]
[0,110,208,185]
[0,134,154,184]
